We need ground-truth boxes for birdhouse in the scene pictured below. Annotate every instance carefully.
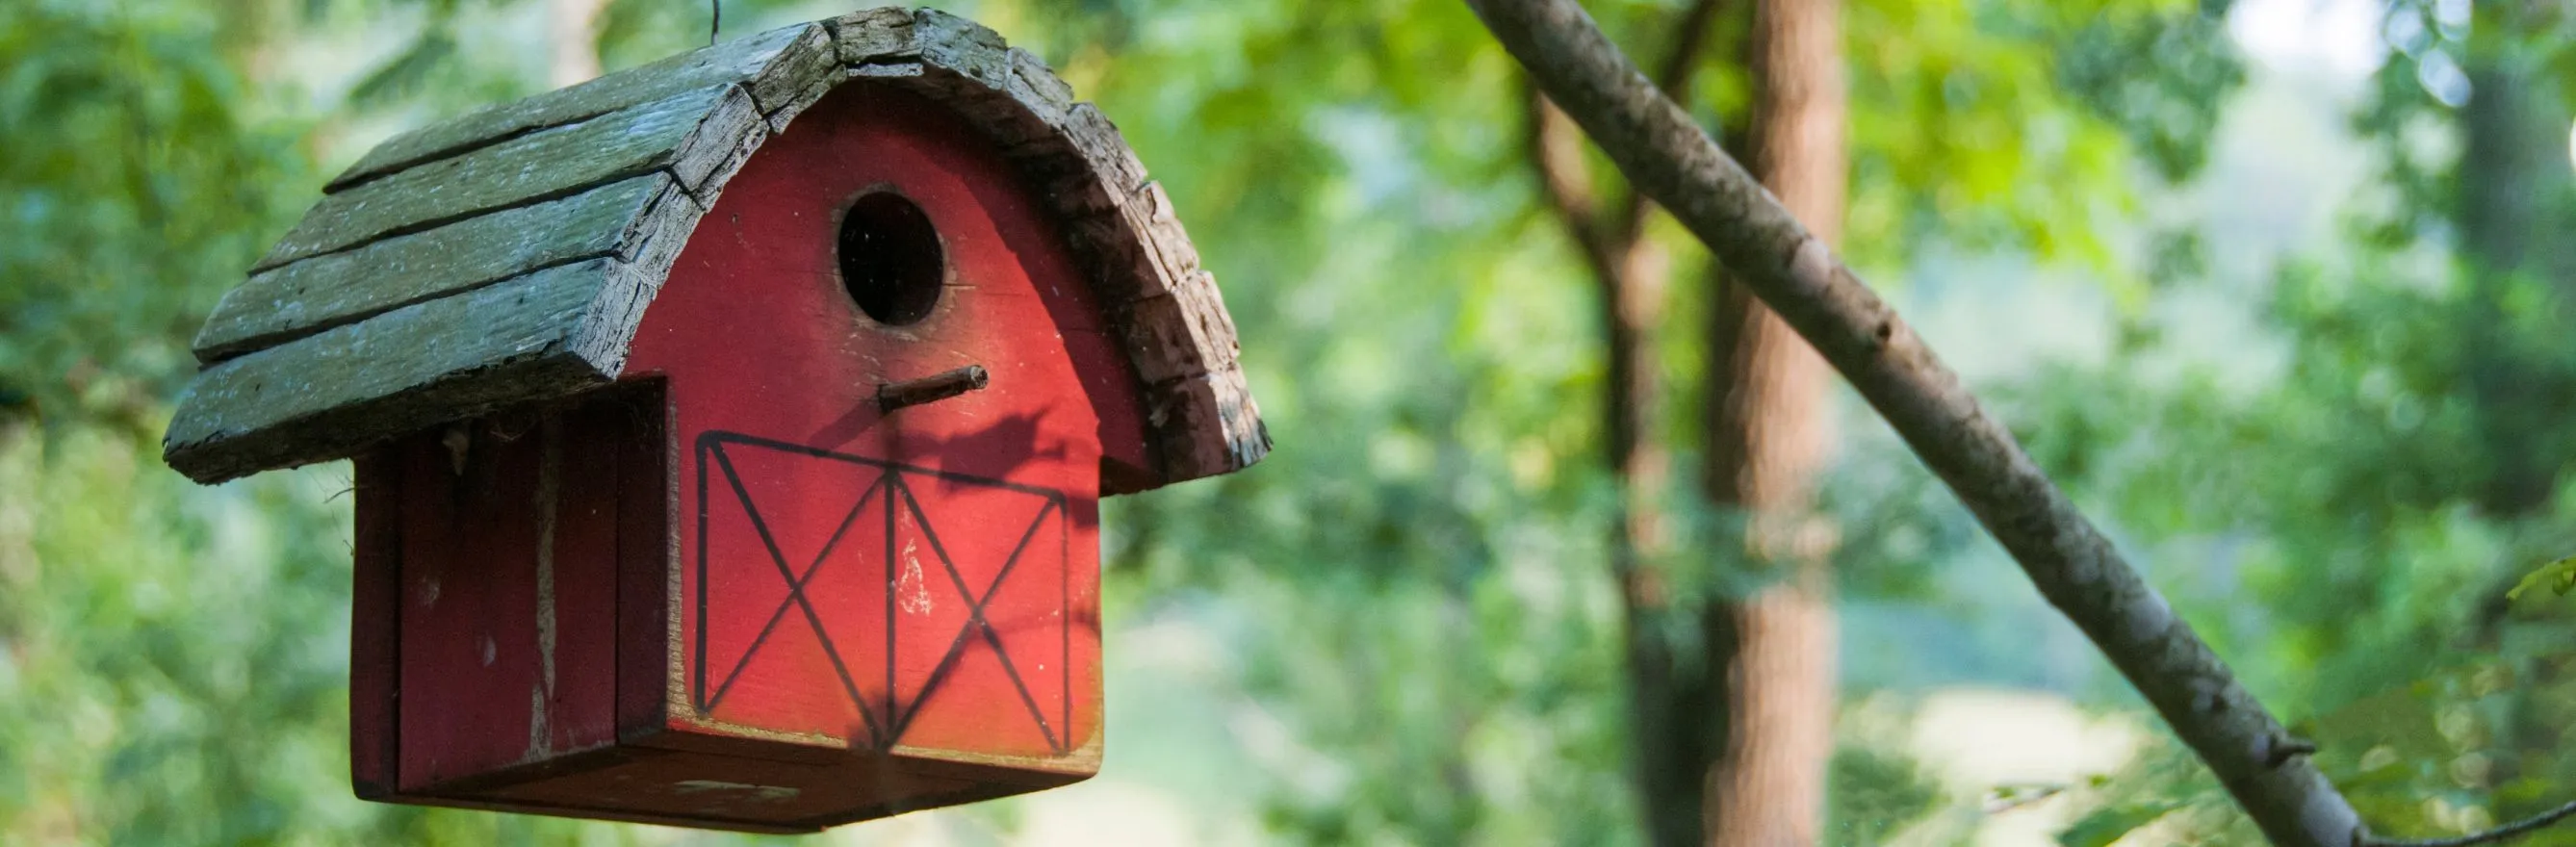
[161,8,1266,833]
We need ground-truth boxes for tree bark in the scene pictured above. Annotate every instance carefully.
[1700,0,1843,843]
[1461,0,2367,843]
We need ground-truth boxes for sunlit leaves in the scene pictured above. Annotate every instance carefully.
[2005,1,2576,841]
[2505,554,2576,602]
[1844,0,2235,276]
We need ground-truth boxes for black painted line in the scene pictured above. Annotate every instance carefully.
[701,429,1067,499]
[705,475,884,714]
[709,444,883,741]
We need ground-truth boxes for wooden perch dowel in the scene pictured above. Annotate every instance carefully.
[878,364,990,412]
[1457,0,2368,843]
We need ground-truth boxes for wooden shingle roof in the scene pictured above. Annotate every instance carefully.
[164,8,1266,490]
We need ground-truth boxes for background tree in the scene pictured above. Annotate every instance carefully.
[1697,0,1846,842]
[2000,0,2576,841]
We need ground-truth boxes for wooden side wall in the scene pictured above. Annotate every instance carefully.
[349,384,668,793]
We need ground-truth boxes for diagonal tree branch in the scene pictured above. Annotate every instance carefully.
[1611,0,1731,248]
[1460,0,2370,844]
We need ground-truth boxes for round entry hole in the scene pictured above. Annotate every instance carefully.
[837,192,944,326]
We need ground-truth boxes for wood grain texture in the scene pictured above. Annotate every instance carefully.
[196,175,676,362]
[613,382,674,744]
[329,23,822,191]
[371,742,1079,833]
[1121,274,1237,386]
[1051,104,1150,202]
[744,26,839,117]
[826,7,917,64]
[1150,367,1267,481]
[165,260,629,481]
[764,72,843,135]
[670,89,768,194]
[1114,182,1205,300]
[256,85,752,270]
[913,10,1009,90]
[173,8,1269,490]
[349,449,403,800]
[567,189,701,374]
[342,384,1096,833]
[391,411,623,790]
[1003,48,1076,126]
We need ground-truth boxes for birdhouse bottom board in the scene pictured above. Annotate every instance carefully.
[348,381,1103,833]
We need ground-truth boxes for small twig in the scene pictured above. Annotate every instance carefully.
[709,0,720,46]
[2266,735,2319,768]
[2364,799,2576,847]
[323,469,358,502]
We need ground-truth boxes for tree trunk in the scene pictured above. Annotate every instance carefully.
[1606,195,1699,847]
[2458,12,2576,517]
[1700,0,1844,843]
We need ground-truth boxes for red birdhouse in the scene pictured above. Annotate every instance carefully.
[162,8,1266,833]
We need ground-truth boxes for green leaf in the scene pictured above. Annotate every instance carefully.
[2057,800,2183,847]
[2506,554,2576,602]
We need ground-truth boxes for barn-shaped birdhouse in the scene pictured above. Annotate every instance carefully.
[161,8,1265,833]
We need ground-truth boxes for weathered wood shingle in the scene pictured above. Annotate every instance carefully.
[167,7,1266,490]
[324,23,831,191]
[197,175,679,360]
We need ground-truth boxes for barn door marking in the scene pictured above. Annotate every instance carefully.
[886,477,1063,752]
[693,431,1072,754]
[701,447,889,740]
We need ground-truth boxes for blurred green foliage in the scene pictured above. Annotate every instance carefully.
[1977,1,2576,842]
[10,0,2576,845]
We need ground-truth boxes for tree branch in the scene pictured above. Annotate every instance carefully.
[1459,0,2368,844]
[1612,0,1730,247]
[2364,800,2576,847]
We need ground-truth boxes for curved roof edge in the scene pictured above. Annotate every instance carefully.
[164,8,1267,492]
